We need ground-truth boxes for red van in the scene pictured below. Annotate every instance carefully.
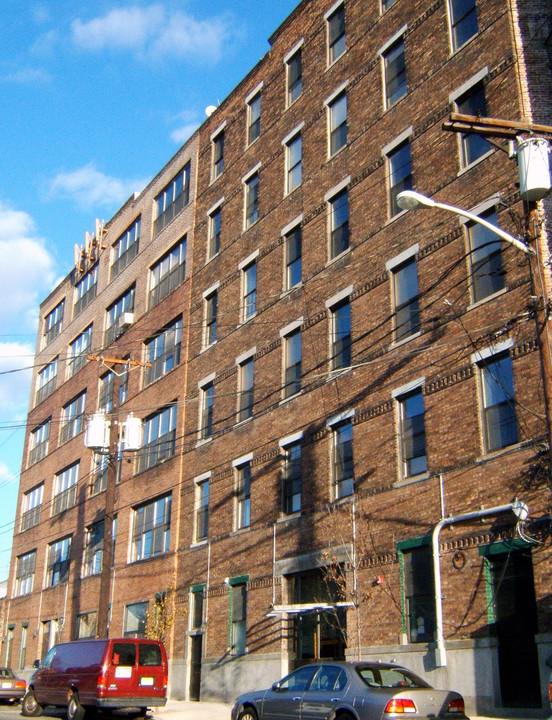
[22,638,167,720]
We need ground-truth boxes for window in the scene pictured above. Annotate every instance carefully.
[77,612,97,639]
[111,216,140,279]
[235,459,252,530]
[212,130,225,180]
[241,258,257,321]
[208,205,222,259]
[327,3,346,64]
[383,38,407,107]
[149,237,187,309]
[124,602,147,638]
[145,317,182,385]
[195,476,210,543]
[29,419,50,466]
[449,0,478,51]
[44,300,64,346]
[99,371,114,412]
[83,521,103,577]
[329,415,354,499]
[137,405,177,472]
[52,462,79,515]
[47,536,71,587]
[397,388,427,478]
[132,494,171,561]
[282,325,302,398]
[327,90,347,156]
[329,296,352,371]
[284,221,302,290]
[154,163,191,236]
[401,543,435,643]
[190,586,205,630]
[230,581,247,654]
[467,208,504,303]
[382,0,398,10]
[285,130,302,194]
[244,171,260,228]
[455,83,490,167]
[479,352,518,452]
[387,138,412,217]
[36,358,58,405]
[329,187,349,259]
[203,287,218,348]
[67,324,93,378]
[60,391,86,444]
[237,354,255,422]
[199,378,215,441]
[105,285,135,345]
[74,266,98,317]
[286,46,303,105]
[247,89,261,145]
[21,484,43,532]
[281,436,302,514]
[15,551,36,596]
[390,255,420,342]
[18,626,28,670]
[91,453,108,496]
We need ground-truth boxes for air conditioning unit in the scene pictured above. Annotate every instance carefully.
[120,312,134,329]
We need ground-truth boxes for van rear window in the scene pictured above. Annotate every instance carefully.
[139,645,162,667]
[112,643,136,666]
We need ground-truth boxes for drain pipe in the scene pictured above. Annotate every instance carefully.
[433,499,529,668]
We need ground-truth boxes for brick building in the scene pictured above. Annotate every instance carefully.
[4,0,552,716]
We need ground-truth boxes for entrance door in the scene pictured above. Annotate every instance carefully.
[189,635,202,701]
[490,548,541,708]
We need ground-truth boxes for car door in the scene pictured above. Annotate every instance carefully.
[261,665,320,720]
[300,666,348,720]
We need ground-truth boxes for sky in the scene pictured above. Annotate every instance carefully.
[0,0,301,579]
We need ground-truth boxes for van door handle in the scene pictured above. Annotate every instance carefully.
[293,696,301,701]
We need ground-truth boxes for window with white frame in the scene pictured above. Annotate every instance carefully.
[237,352,255,423]
[99,370,115,412]
[105,285,135,345]
[235,458,252,530]
[281,434,302,514]
[450,72,491,168]
[466,207,504,304]
[60,391,86,444]
[154,163,191,236]
[286,44,303,105]
[15,551,36,596]
[328,186,349,259]
[212,129,225,180]
[137,404,177,472]
[67,324,93,378]
[247,88,262,145]
[381,34,407,107]
[74,266,98,317]
[21,483,43,532]
[52,461,79,515]
[387,251,420,342]
[203,286,218,348]
[91,453,108,496]
[145,317,182,386]
[83,520,103,577]
[283,220,302,291]
[244,170,260,229]
[475,348,519,452]
[327,89,348,156]
[43,300,64,346]
[282,322,302,399]
[36,357,58,405]
[328,413,354,499]
[111,216,140,279]
[195,476,210,543]
[149,236,187,309]
[386,134,413,217]
[199,377,215,441]
[327,2,346,65]
[29,419,50,466]
[327,290,352,371]
[132,494,171,561]
[449,0,478,51]
[124,601,148,637]
[241,257,257,321]
[207,203,222,260]
[285,129,302,194]
[395,385,427,478]
[47,536,71,587]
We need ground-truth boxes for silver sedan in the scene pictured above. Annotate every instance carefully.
[231,661,469,720]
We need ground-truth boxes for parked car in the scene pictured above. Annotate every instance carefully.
[22,638,167,720]
[231,661,469,720]
[0,667,26,704]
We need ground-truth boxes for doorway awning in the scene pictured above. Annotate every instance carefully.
[266,602,355,618]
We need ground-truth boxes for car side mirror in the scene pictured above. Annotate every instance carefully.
[33,659,41,668]
[271,682,282,691]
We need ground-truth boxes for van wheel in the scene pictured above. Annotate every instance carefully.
[129,707,148,719]
[22,690,43,717]
[67,692,86,720]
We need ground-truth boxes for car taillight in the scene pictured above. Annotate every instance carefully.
[14,681,26,689]
[549,681,552,703]
[384,698,417,714]
[447,698,465,714]
[163,674,168,689]
[97,665,108,694]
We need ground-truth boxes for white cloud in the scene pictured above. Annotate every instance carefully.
[48,163,148,210]
[1,67,52,84]
[0,459,17,483]
[0,341,34,423]
[71,5,229,62]
[170,122,200,145]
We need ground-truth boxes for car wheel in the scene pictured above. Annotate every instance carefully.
[336,713,355,720]
[237,707,258,720]
[22,690,44,717]
[67,692,86,720]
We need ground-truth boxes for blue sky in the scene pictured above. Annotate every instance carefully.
[0,0,300,578]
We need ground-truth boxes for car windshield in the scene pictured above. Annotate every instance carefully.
[0,668,15,678]
[357,666,430,689]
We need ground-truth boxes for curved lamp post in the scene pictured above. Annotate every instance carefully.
[397,190,535,256]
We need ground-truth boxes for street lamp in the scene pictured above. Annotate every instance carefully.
[397,190,535,256]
